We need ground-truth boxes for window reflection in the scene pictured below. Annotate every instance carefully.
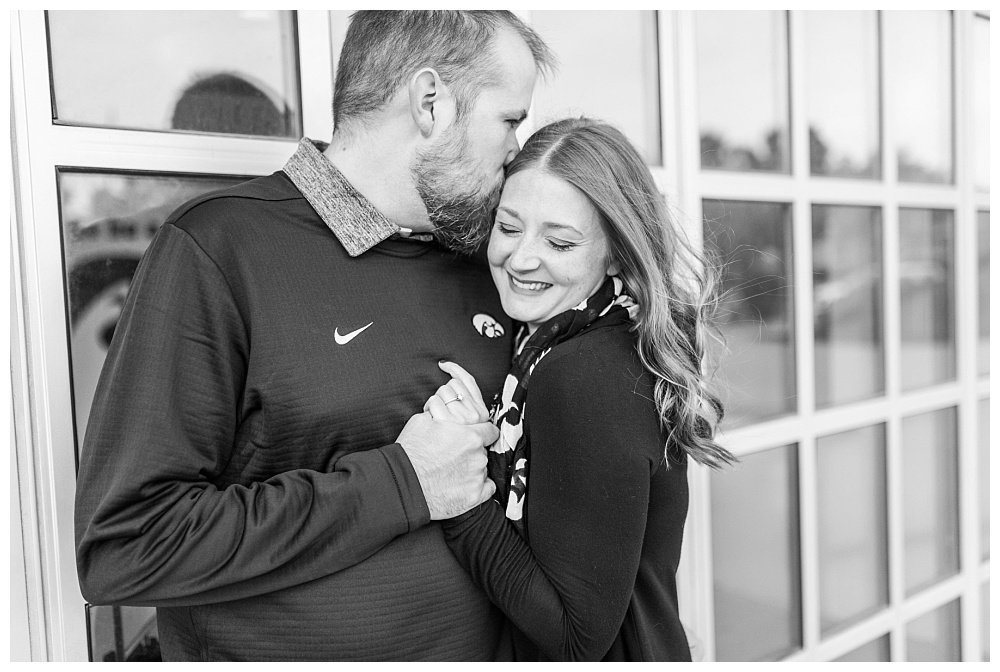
[805,11,880,178]
[835,635,891,662]
[817,424,888,635]
[813,205,884,407]
[711,444,802,661]
[47,10,300,137]
[902,407,959,596]
[974,17,990,190]
[982,582,990,662]
[978,211,990,376]
[87,605,159,661]
[58,171,248,454]
[531,11,662,165]
[704,200,796,427]
[696,11,790,173]
[899,208,956,391]
[906,599,962,662]
[886,11,954,184]
[979,398,990,562]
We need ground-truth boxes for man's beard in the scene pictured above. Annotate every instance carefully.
[412,120,503,255]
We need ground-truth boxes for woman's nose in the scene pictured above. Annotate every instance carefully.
[507,238,540,272]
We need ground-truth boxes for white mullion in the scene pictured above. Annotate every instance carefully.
[10,58,50,664]
[880,9,908,661]
[298,10,335,141]
[953,10,982,663]
[514,9,539,143]
[44,125,295,176]
[976,378,990,398]
[894,183,962,209]
[11,10,89,662]
[788,9,819,657]
[672,9,718,662]
[803,179,892,208]
[657,10,681,204]
[807,609,895,662]
[698,171,797,203]
[899,572,967,622]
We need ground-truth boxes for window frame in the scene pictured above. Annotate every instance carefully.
[668,9,989,662]
[10,9,335,660]
[11,8,989,662]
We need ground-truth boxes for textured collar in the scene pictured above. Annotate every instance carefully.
[283,138,429,257]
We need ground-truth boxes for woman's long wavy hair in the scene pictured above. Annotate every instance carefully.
[506,118,734,468]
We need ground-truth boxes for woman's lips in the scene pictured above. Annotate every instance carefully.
[508,273,551,293]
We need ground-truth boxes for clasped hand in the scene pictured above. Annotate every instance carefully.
[396,362,497,520]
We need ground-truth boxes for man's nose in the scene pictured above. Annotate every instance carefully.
[502,132,521,167]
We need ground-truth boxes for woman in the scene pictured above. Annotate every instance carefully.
[424,118,733,661]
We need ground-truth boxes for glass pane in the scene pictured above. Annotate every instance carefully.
[530,11,662,165]
[899,208,956,391]
[48,10,300,137]
[982,582,990,662]
[834,635,891,662]
[979,398,990,561]
[696,11,790,172]
[979,211,990,376]
[902,407,959,596]
[87,605,160,661]
[906,600,961,662]
[887,11,954,184]
[712,445,802,661]
[974,17,990,190]
[817,424,889,635]
[805,11,880,178]
[704,200,796,427]
[58,171,248,455]
[813,205,884,407]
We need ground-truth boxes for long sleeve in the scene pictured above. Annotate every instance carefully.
[74,221,429,608]
[442,337,664,661]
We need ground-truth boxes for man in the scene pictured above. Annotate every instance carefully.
[75,11,554,661]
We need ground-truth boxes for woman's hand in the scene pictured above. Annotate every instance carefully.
[423,361,490,425]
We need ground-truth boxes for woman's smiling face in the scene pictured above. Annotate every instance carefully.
[488,168,618,333]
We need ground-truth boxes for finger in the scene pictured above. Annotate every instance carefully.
[471,421,500,447]
[436,381,481,424]
[425,396,452,422]
[478,478,496,505]
[440,378,489,422]
[439,361,486,409]
[469,449,487,472]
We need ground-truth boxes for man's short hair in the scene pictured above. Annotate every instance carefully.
[333,11,555,132]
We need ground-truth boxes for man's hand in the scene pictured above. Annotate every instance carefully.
[397,413,498,520]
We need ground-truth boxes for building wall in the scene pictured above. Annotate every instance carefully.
[9,9,991,662]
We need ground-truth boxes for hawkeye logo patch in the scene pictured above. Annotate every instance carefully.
[472,313,505,338]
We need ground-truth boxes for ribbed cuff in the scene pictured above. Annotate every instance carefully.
[377,442,431,532]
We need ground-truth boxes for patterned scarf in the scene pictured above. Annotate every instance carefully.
[487,276,639,536]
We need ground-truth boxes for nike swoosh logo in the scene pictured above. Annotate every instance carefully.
[334,322,373,345]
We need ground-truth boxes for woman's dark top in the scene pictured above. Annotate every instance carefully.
[442,310,691,661]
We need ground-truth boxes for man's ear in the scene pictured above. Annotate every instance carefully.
[408,68,447,138]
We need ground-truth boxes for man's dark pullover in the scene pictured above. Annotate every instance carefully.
[74,150,514,661]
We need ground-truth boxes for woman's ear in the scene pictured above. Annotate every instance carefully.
[408,68,446,138]
[606,257,621,277]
